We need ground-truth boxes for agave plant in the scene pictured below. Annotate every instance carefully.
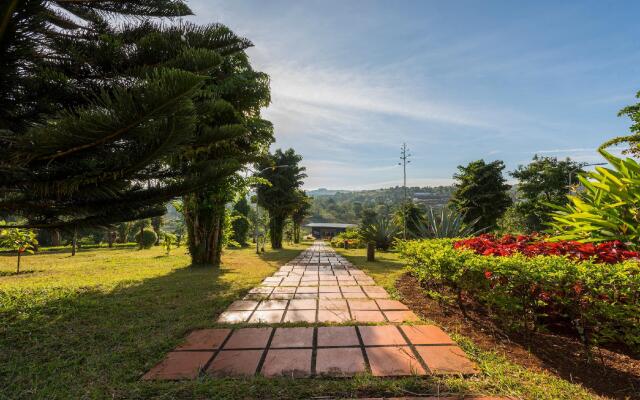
[547,149,640,247]
[359,216,399,251]
[414,207,484,239]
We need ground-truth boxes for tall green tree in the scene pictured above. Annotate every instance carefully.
[256,149,307,249]
[450,160,511,230]
[173,24,272,266]
[291,191,312,243]
[231,197,250,246]
[0,1,229,232]
[510,155,583,232]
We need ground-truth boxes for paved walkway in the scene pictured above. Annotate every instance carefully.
[144,242,478,380]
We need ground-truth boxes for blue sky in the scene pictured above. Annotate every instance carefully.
[187,0,640,190]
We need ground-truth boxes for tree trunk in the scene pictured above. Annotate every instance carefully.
[16,252,21,273]
[293,222,301,244]
[107,231,114,248]
[71,226,77,256]
[367,241,375,262]
[269,213,286,249]
[183,193,225,267]
[52,229,61,247]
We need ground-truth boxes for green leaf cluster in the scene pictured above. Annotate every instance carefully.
[548,150,640,247]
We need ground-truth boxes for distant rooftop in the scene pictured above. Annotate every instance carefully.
[305,222,357,229]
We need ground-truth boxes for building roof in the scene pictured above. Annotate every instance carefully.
[305,222,357,229]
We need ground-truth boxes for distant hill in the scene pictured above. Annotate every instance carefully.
[308,185,455,224]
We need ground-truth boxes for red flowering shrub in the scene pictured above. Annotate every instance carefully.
[454,234,640,264]
[398,239,640,354]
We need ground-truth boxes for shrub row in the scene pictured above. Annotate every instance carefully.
[398,239,640,354]
[455,234,640,264]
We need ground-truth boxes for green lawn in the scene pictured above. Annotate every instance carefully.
[0,242,601,399]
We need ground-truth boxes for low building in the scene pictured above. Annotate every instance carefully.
[305,222,357,239]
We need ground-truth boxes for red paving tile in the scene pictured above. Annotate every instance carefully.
[143,351,214,380]
[317,309,351,323]
[343,292,367,299]
[359,326,407,346]
[288,299,317,310]
[375,299,409,310]
[217,310,252,323]
[270,293,294,300]
[366,346,425,376]
[348,299,379,310]
[257,300,289,310]
[261,349,312,377]
[176,329,231,350]
[351,310,386,323]
[227,300,259,311]
[316,347,366,376]
[206,349,263,377]
[270,327,314,348]
[415,345,478,375]
[317,326,360,347]
[283,309,317,323]
[319,299,348,310]
[384,310,420,322]
[224,328,272,349]
[401,325,455,345]
[249,310,285,323]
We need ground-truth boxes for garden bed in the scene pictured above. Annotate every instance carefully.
[396,273,640,399]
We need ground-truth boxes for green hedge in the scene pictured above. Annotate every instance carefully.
[398,239,640,354]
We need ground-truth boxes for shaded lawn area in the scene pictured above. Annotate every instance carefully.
[0,242,599,399]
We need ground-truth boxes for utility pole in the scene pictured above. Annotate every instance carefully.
[398,143,411,240]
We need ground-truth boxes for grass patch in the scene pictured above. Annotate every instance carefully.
[0,241,601,399]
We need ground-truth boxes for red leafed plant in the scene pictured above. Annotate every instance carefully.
[454,234,640,264]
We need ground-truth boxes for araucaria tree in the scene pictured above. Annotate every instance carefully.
[0,1,230,232]
[510,155,583,232]
[173,24,273,266]
[450,160,512,230]
[256,149,307,249]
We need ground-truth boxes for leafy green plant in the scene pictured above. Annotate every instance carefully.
[135,229,157,249]
[0,223,38,273]
[162,232,177,255]
[359,216,399,251]
[548,149,640,247]
[398,239,640,353]
[414,207,483,238]
[330,229,365,248]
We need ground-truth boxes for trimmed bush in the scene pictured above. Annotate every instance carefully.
[135,229,157,249]
[330,229,365,248]
[398,239,640,353]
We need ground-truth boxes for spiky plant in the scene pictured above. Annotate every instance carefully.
[414,207,484,239]
[359,216,399,251]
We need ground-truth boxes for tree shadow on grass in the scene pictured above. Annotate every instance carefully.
[0,264,238,400]
[0,270,37,277]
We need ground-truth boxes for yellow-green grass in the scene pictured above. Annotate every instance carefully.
[334,244,602,400]
[0,242,600,399]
